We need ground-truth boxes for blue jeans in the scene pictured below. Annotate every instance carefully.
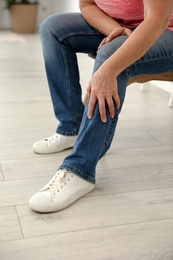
[40,13,173,184]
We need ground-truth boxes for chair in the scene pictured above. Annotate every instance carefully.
[83,54,173,107]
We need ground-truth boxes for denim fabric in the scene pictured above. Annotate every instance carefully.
[40,13,173,184]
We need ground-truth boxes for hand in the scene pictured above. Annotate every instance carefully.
[87,70,120,123]
[97,27,132,52]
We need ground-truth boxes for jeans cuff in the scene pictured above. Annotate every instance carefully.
[59,164,95,184]
[56,129,79,136]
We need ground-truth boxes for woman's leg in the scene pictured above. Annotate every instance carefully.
[29,29,173,213]
[59,36,129,183]
[29,24,129,213]
[33,12,105,154]
[59,29,173,183]
[39,13,104,135]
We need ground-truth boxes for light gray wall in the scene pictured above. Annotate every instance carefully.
[0,0,10,28]
[0,0,79,29]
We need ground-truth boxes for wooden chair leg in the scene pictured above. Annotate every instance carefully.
[83,93,88,106]
[169,94,173,107]
[140,83,150,92]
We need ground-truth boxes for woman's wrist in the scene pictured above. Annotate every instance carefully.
[97,61,120,79]
[80,3,122,36]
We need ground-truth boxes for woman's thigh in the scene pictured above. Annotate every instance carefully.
[40,12,105,54]
[94,29,173,76]
[129,29,173,76]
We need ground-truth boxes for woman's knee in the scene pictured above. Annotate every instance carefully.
[100,36,127,57]
[94,35,128,71]
[39,13,85,41]
[39,14,62,39]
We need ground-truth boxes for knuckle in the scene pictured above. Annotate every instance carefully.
[91,88,97,96]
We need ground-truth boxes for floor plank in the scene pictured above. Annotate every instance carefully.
[1,163,173,207]
[1,131,161,180]
[0,163,3,180]
[0,176,52,207]
[116,117,173,134]
[98,145,173,170]
[112,131,161,149]
[15,187,173,238]
[0,206,23,242]
[123,106,173,120]
[96,163,173,194]
[0,219,173,260]
[1,151,72,181]
[147,130,173,146]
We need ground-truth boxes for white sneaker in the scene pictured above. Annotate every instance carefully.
[29,169,94,213]
[33,133,77,154]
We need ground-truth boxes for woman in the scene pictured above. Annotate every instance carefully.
[29,0,173,213]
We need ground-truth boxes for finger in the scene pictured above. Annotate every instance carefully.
[87,94,97,119]
[106,28,123,41]
[124,28,132,37]
[97,38,107,51]
[106,34,115,42]
[106,97,115,119]
[113,93,120,109]
[98,98,107,123]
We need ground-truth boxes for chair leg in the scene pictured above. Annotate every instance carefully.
[83,93,88,106]
[140,83,150,92]
[168,94,173,107]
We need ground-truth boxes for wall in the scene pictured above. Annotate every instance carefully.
[0,0,10,28]
[62,0,79,12]
[0,0,79,30]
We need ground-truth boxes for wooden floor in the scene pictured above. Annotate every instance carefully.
[0,32,173,260]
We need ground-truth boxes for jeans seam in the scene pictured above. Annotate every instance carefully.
[58,32,102,43]
[98,87,126,160]
[135,54,173,65]
[98,116,117,160]
[62,44,79,133]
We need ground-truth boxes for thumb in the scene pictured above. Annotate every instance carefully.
[124,28,132,37]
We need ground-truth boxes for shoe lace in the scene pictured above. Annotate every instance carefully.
[42,169,73,193]
[44,133,59,143]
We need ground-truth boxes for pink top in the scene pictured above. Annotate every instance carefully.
[94,0,173,32]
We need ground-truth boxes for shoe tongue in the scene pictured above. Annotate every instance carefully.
[58,173,64,179]
[41,171,68,192]
[56,171,66,180]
